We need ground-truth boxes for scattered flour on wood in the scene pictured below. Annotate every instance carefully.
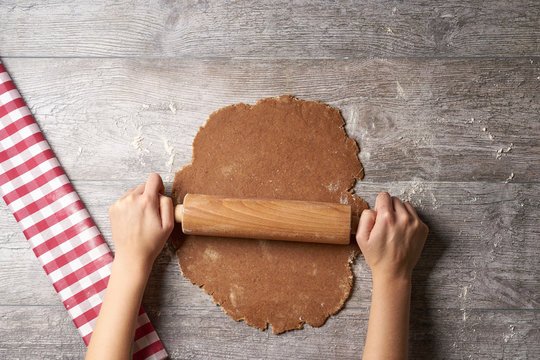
[467,117,494,140]
[162,137,176,182]
[504,172,515,183]
[139,102,177,114]
[130,103,178,169]
[348,106,359,134]
[458,271,477,323]
[396,81,407,99]
[168,101,177,114]
[131,124,149,166]
[483,129,494,140]
[114,115,128,131]
[459,285,470,322]
[393,179,439,209]
[496,143,513,159]
[131,125,145,152]
[362,151,371,161]
[503,325,516,343]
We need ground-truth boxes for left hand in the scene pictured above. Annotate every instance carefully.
[108,173,174,271]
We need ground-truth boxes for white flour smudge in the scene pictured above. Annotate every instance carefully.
[162,137,176,182]
[496,143,513,159]
[131,126,144,152]
[396,81,407,99]
[504,172,515,183]
[327,183,339,192]
[131,125,149,166]
[459,285,469,321]
[503,325,516,343]
[458,271,477,323]
[168,101,177,114]
[392,179,439,210]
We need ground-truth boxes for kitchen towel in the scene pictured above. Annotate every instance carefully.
[0,62,167,360]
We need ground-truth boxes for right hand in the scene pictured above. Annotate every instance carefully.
[355,192,429,282]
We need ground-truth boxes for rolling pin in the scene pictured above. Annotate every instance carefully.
[174,194,360,245]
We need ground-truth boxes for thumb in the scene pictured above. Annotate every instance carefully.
[355,209,376,247]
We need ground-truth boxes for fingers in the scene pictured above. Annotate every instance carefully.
[355,209,376,246]
[392,196,410,219]
[375,192,393,213]
[120,174,164,203]
[144,173,165,197]
[119,183,144,200]
[375,192,395,225]
[401,201,428,237]
[159,195,174,231]
[403,201,418,217]
[134,183,146,194]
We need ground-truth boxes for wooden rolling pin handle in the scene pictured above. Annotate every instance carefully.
[174,194,360,245]
[175,204,185,223]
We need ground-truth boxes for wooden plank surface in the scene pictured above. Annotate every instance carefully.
[1,0,539,58]
[0,305,538,359]
[1,0,539,358]
[1,58,538,182]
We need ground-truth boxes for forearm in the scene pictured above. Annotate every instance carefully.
[362,275,412,360]
[85,257,151,360]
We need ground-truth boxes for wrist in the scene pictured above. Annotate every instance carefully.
[113,253,153,280]
[372,272,412,290]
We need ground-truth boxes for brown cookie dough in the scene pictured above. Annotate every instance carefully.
[171,95,367,333]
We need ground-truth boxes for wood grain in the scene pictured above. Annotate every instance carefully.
[0,305,538,359]
[1,0,539,58]
[1,58,538,182]
[1,0,539,357]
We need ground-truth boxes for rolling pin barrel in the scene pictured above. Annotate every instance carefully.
[175,194,357,245]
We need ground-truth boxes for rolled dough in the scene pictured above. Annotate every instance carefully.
[171,95,367,333]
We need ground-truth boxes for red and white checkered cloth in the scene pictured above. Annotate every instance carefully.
[0,62,167,360]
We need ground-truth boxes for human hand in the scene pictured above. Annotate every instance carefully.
[87,173,174,360]
[355,192,428,283]
[108,173,174,273]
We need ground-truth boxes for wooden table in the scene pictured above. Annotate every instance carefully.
[1,1,538,358]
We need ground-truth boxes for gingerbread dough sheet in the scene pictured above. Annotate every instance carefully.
[171,95,367,333]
